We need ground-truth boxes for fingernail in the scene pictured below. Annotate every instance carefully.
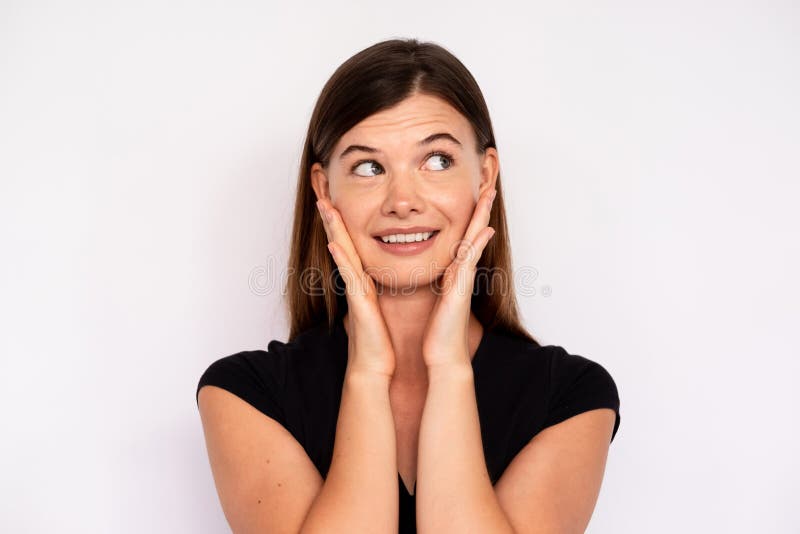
[325,209,333,222]
[490,189,497,202]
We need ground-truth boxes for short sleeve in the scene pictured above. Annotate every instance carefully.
[542,347,621,443]
[195,349,288,427]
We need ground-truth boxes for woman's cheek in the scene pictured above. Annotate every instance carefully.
[443,194,476,230]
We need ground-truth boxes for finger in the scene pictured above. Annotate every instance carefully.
[450,188,495,271]
[452,225,495,281]
[452,223,494,270]
[316,200,333,242]
[328,241,370,300]
[472,226,496,267]
[440,229,494,302]
[317,201,376,305]
[317,201,356,287]
[317,198,365,273]
[445,226,495,300]
[317,199,363,274]
[462,187,496,246]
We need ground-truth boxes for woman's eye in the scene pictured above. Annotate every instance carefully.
[351,152,454,177]
[425,152,454,171]
[352,160,383,177]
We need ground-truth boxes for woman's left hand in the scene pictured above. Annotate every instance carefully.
[422,187,497,369]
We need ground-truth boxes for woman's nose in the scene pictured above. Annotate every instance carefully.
[380,173,424,217]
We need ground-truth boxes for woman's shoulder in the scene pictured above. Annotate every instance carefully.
[271,320,343,355]
[485,328,616,378]
[479,326,551,367]
[536,344,620,399]
[537,343,621,443]
[481,330,621,442]
[195,321,345,403]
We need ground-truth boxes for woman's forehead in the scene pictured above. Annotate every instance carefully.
[355,95,465,130]
[336,97,473,155]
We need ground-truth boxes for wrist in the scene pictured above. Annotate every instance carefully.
[344,365,394,386]
[425,360,474,384]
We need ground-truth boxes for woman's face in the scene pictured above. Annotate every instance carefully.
[311,93,498,290]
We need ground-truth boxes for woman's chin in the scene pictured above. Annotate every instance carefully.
[367,270,441,292]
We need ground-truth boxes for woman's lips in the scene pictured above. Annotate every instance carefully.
[374,230,440,256]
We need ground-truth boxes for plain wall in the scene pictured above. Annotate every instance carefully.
[1,1,798,532]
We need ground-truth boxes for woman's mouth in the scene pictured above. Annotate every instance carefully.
[373,230,440,256]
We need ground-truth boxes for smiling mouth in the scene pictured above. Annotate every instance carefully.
[373,230,441,244]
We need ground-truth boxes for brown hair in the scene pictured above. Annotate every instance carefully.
[283,38,540,346]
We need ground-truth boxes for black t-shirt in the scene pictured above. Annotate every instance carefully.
[196,317,621,533]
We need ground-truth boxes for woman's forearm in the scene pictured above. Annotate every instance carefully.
[416,362,515,534]
[299,368,398,534]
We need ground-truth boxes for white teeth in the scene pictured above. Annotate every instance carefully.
[380,231,435,243]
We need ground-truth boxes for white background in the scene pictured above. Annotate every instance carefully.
[1,1,798,532]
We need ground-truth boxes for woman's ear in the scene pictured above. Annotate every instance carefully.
[478,147,499,197]
[310,162,331,202]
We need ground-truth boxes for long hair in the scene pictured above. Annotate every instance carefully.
[284,38,539,346]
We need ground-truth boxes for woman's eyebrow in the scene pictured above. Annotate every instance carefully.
[337,132,462,161]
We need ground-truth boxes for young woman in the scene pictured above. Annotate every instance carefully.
[197,38,621,534]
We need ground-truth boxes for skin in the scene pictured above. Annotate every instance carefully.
[310,92,498,381]
[310,92,499,495]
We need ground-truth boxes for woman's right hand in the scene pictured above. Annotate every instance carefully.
[316,198,396,379]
